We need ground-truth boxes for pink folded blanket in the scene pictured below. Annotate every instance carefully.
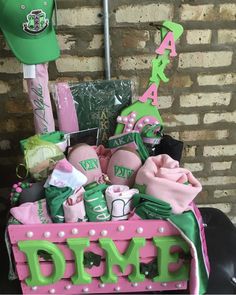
[135,154,202,214]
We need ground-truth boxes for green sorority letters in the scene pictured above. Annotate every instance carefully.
[18,236,189,286]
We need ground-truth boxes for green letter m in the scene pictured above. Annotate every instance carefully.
[99,237,146,283]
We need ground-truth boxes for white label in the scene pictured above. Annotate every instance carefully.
[23,64,36,79]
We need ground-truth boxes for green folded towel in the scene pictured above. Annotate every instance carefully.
[84,184,110,222]
[45,186,73,223]
[133,193,172,220]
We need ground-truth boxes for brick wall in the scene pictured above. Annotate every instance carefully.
[0,0,235,222]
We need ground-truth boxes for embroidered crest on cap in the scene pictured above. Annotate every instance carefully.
[23,9,49,35]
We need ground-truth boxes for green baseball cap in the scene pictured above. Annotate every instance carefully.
[0,0,60,65]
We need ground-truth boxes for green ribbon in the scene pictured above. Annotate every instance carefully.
[141,124,163,145]
[133,132,150,162]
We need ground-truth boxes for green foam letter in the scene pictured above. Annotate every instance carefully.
[99,237,146,283]
[67,238,92,284]
[153,236,190,282]
[18,240,66,286]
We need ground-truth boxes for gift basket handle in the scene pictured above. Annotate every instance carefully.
[103,0,111,80]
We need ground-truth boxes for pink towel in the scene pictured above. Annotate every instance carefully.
[10,199,52,224]
[63,187,87,223]
[135,154,202,214]
[105,185,139,221]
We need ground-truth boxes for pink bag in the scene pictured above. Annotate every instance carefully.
[68,143,103,185]
[107,148,142,187]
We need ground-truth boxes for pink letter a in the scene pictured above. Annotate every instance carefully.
[156,31,177,57]
[138,83,158,106]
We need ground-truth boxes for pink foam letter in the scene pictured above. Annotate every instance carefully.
[138,84,158,106]
[156,32,177,57]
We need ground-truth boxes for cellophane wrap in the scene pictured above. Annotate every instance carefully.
[53,80,133,145]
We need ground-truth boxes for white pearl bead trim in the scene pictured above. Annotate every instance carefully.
[58,231,65,238]
[31,286,38,291]
[176,283,182,288]
[101,230,108,236]
[26,231,34,238]
[158,227,165,233]
[118,225,125,232]
[44,232,51,238]
[89,229,96,236]
[71,228,78,235]
[65,285,72,290]
[115,286,121,291]
[99,283,105,288]
[136,227,143,234]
